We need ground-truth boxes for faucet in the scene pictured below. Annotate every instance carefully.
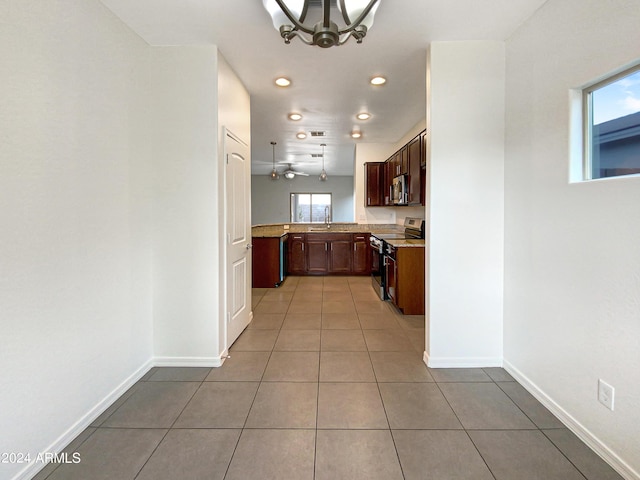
[324,206,331,227]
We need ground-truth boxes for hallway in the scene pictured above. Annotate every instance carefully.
[34,276,621,479]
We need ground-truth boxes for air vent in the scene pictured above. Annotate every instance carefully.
[309,131,326,137]
[310,153,324,158]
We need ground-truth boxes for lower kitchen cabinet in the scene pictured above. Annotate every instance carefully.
[306,235,329,274]
[352,234,370,274]
[328,235,352,273]
[252,236,287,288]
[287,234,306,275]
[386,246,425,315]
[286,233,371,276]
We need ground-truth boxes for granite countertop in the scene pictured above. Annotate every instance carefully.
[252,223,404,238]
[385,238,425,248]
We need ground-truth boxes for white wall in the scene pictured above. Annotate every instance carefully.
[252,175,355,224]
[354,119,426,225]
[426,42,505,367]
[148,46,222,364]
[150,49,251,364]
[0,2,153,479]
[504,1,640,477]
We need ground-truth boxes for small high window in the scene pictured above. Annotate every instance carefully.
[584,65,640,179]
[290,193,332,223]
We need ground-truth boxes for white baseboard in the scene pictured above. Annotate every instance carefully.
[423,351,503,368]
[503,360,640,480]
[153,352,228,368]
[13,359,153,480]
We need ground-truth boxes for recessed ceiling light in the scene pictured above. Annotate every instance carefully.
[356,112,371,121]
[296,132,307,139]
[370,76,386,86]
[351,129,362,139]
[275,77,291,87]
[288,112,303,121]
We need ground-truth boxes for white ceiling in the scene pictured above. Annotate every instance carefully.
[100,0,547,176]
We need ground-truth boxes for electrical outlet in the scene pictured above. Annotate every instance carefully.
[598,379,615,411]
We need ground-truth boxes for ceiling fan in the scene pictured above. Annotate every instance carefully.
[280,163,309,179]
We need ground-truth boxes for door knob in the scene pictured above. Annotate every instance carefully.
[246,244,253,250]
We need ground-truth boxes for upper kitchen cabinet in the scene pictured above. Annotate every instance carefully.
[364,162,384,207]
[367,129,426,208]
[407,135,422,205]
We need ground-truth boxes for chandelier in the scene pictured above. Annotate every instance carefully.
[262,0,381,48]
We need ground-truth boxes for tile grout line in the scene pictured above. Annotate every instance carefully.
[131,372,209,480]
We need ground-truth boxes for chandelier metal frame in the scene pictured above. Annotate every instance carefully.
[269,0,380,48]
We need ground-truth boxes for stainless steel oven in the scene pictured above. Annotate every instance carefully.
[370,235,385,299]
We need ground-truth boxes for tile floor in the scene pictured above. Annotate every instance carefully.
[34,276,622,480]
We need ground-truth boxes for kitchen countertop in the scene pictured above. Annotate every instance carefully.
[385,238,425,248]
[252,223,404,238]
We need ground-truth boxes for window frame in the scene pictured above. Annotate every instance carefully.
[582,63,640,180]
[289,192,333,223]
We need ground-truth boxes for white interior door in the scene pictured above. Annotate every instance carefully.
[224,129,251,348]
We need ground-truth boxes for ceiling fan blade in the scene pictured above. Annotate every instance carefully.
[293,172,309,176]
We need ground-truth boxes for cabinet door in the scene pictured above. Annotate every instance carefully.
[287,235,306,274]
[328,240,352,273]
[395,247,425,315]
[352,234,370,274]
[384,160,393,205]
[306,238,328,274]
[400,146,409,175]
[365,163,384,206]
[385,256,397,303]
[407,135,422,205]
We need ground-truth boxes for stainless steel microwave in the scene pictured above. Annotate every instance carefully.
[392,174,408,205]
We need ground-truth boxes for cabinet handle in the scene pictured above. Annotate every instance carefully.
[325,243,328,251]
[302,244,304,251]
[368,197,371,205]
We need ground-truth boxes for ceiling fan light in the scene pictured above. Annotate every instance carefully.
[284,171,296,179]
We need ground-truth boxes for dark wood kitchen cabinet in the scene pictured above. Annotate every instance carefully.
[286,232,371,276]
[252,236,286,288]
[364,162,384,206]
[287,234,306,275]
[388,246,425,315]
[306,235,329,274]
[352,234,370,274]
[328,234,352,273]
[407,135,422,205]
